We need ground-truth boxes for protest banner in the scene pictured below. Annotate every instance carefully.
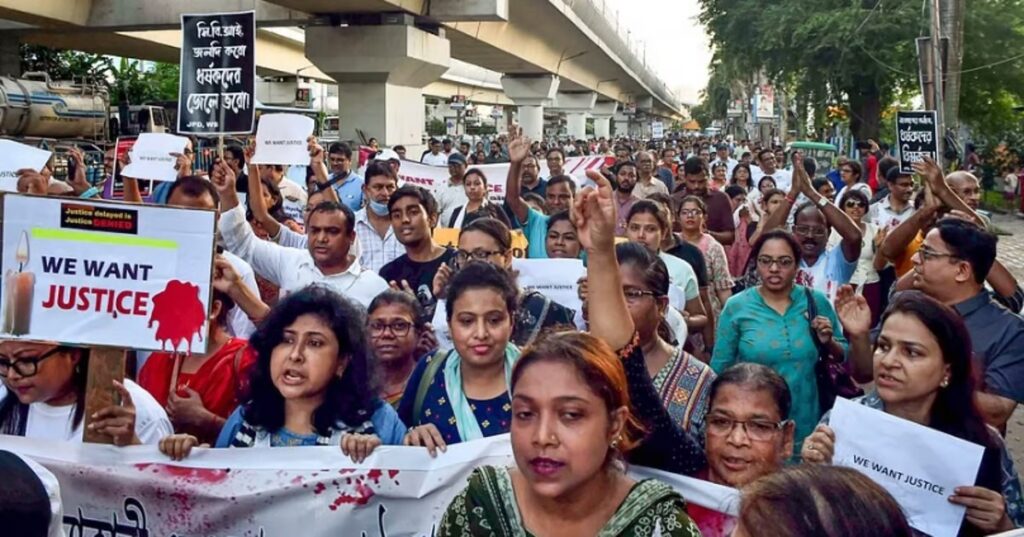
[0,139,52,192]
[830,397,984,537]
[0,433,738,537]
[178,11,256,134]
[896,110,939,174]
[389,155,607,206]
[121,133,190,183]
[0,194,216,353]
[251,113,315,166]
[513,258,586,313]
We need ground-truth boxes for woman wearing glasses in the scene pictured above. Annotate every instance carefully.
[678,196,734,319]
[835,160,871,203]
[830,189,887,325]
[712,230,848,455]
[430,217,575,349]
[366,291,426,408]
[0,342,172,445]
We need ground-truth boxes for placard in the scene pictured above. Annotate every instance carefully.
[830,397,983,537]
[0,140,52,192]
[652,121,665,140]
[896,110,939,174]
[0,195,216,353]
[513,258,585,313]
[120,133,189,183]
[250,113,315,166]
[178,11,256,134]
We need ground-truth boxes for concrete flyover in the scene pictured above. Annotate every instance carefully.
[0,0,684,144]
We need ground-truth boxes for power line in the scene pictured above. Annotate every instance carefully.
[956,52,1024,74]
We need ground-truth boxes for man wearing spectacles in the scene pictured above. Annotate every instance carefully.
[761,151,862,301]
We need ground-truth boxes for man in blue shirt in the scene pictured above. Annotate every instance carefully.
[326,142,364,212]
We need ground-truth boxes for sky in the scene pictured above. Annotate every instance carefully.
[604,0,714,105]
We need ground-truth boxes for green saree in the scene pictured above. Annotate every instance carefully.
[438,466,702,537]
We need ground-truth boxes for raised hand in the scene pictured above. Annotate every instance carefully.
[573,169,616,252]
[913,157,945,194]
[835,284,871,337]
[507,126,532,163]
[212,256,242,294]
[88,380,140,446]
[308,136,325,166]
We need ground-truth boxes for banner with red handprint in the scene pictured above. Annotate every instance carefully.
[0,194,216,353]
[1,434,739,537]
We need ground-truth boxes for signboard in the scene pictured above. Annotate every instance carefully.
[450,94,467,110]
[178,10,256,134]
[625,102,638,115]
[652,121,665,140]
[0,195,216,353]
[754,84,775,120]
[2,434,738,537]
[120,133,189,183]
[490,105,503,119]
[896,110,939,174]
[727,98,744,118]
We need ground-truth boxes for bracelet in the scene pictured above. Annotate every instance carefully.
[79,186,101,199]
[785,193,797,204]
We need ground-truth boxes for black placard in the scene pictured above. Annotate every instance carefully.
[177,11,256,135]
[896,110,938,174]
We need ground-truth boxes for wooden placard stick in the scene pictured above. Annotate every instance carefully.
[82,347,127,445]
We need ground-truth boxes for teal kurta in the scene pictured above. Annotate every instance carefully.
[711,285,848,451]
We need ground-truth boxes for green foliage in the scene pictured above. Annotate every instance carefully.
[18,45,179,105]
[958,0,1024,142]
[426,117,447,136]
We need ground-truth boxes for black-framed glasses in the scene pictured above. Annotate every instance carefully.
[623,288,661,304]
[456,249,504,263]
[756,255,795,269]
[792,225,829,238]
[0,347,63,378]
[368,321,413,337]
[843,200,866,209]
[916,246,959,262]
[706,415,791,442]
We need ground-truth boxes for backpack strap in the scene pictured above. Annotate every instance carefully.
[413,349,452,424]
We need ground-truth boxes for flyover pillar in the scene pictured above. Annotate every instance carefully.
[500,74,559,140]
[591,101,618,140]
[613,112,630,138]
[0,33,19,77]
[551,91,597,141]
[305,20,449,149]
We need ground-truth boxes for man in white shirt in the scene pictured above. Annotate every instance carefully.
[420,138,449,167]
[435,152,469,225]
[868,166,916,232]
[353,161,403,272]
[710,142,738,179]
[211,163,388,308]
[751,148,792,191]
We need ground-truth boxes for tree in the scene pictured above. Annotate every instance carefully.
[698,0,921,141]
[19,45,179,105]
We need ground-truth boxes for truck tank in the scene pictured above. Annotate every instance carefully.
[0,73,108,140]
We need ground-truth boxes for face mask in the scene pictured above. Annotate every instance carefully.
[368,199,390,216]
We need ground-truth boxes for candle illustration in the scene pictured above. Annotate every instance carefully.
[3,231,34,335]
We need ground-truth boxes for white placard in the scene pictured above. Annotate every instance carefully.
[251,113,315,165]
[0,140,52,191]
[652,121,665,140]
[0,195,216,352]
[121,133,189,182]
[830,397,984,537]
[513,258,585,314]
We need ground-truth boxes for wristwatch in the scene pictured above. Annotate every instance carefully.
[817,196,830,208]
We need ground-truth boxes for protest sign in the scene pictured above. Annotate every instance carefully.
[513,258,585,313]
[388,155,607,205]
[121,133,189,183]
[251,113,315,166]
[652,121,665,140]
[896,110,939,174]
[830,397,984,537]
[0,195,216,353]
[1,434,738,537]
[178,11,256,134]
[0,139,52,191]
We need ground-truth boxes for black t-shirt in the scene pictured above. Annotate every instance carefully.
[379,248,456,319]
[664,238,709,288]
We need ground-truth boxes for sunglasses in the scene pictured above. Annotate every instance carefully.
[844,200,866,209]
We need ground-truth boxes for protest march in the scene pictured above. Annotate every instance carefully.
[3,1,1024,537]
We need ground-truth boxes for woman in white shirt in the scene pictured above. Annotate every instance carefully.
[830,189,887,325]
[0,341,172,445]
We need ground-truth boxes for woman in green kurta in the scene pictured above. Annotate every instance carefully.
[437,145,701,537]
[711,229,848,452]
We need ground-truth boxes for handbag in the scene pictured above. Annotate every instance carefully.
[803,286,863,415]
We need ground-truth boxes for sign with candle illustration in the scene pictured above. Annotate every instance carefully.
[0,194,216,353]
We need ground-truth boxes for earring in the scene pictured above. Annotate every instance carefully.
[940,377,950,388]
[610,436,621,450]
